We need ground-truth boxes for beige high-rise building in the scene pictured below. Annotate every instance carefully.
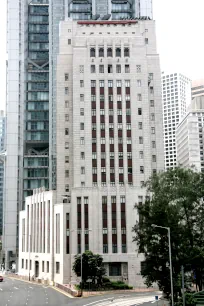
[18,19,164,286]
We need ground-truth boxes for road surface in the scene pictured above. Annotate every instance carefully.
[0,277,161,306]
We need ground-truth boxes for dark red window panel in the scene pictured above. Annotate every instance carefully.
[85,234,89,245]
[126,115,131,123]
[109,116,114,123]
[92,143,97,152]
[121,203,125,212]
[93,173,97,182]
[127,144,132,152]
[110,144,114,152]
[66,213,69,229]
[92,101,96,109]
[119,159,123,167]
[91,87,96,95]
[118,115,122,123]
[103,234,108,244]
[112,203,116,211]
[101,144,106,152]
[118,144,123,152]
[100,87,104,94]
[85,204,89,229]
[109,102,113,109]
[110,173,115,182]
[102,173,106,182]
[109,130,114,137]
[101,159,106,167]
[92,130,96,138]
[102,203,107,212]
[100,101,105,109]
[117,87,121,94]
[128,159,132,167]
[112,234,117,244]
[128,174,133,182]
[101,130,105,137]
[119,174,124,182]
[66,236,69,254]
[117,102,122,109]
[118,130,123,137]
[92,159,97,167]
[126,101,130,109]
[109,88,113,95]
[92,116,96,123]
[100,115,105,123]
[122,234,126,244]
[126,87,130,94]
[127,130,131,137]
[110,159,115,167]
[78,234,81,244]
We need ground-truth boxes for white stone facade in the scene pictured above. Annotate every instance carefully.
[162,72,191,169]
[55,19,164,286]
[176,96,204,172]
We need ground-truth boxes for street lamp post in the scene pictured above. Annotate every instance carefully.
[152,224,174,306]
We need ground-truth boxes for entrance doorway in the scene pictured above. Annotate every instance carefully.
[35,261,39,278]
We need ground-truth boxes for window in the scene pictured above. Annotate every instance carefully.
[42,261,44,272]
[65,87,69,95]
[22,259,24,269]
[56,262,60,274]
[137,94,142,101]
[65,184,69,192]
[145,38,148,44]
[151,127,155,134]
[125,80,130,87]
[65,170,69,178]
[108,65,113,73]
[81,167,85,174]
[47,261,49,273]
[80,108,84,116]
[80,94,84,102]
[116,80,122,88]
[138,108,142,115]
[99,65,104,73]
[65,101,69,108]
[65,142,69,149]
[125,65,130,73]
[79,65,84,73]
[65,128,69,135]
[90,48,95,57]
[80,80,84,87]
[80,137,85,145]
[152,155,157,162]
[65,114,69,121]
[116,48,121,57]
[139,151,144,159]
[91,65,95,73]
[109,263,121,276]
[80,123,84,130]
[81,182,85,187]
[137,80,141,87]
[107,47,112,57]
[99,47,104,57]
[124,48,130,57]
[150,100,154,107]
[136,65,141,73]
[149,73,154,80]
[99,80,104,88]
[116,65,121,73]
[150,87,154,94]
[139,136,143,144]
[81,152,85,160]
[140,166,144,174]
[138,122,143,129]
[68,39,71,45]
[108,80,113,87]
[65,73,69,81]
[65,156,69,163]
[152,141,156,148]
[151,113,155,121]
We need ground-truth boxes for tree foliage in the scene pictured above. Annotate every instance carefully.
[72,251,106,286]
[133,167,204,300]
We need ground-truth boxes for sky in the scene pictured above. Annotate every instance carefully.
[0,0,204,110]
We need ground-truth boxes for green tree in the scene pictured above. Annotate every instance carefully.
[72,250,106,287]
[133,167,204,300]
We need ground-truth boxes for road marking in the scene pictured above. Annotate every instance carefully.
[14,287,18,290]
[29,286,33,289]
[0,287,2,291]
[83,298,115,306]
